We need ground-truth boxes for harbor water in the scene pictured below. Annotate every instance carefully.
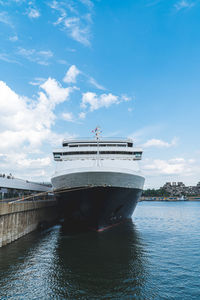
[0,201,200,299]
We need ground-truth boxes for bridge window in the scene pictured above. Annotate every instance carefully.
[134,152,142,157]
[99,151,133,155]
[63,151,97,155]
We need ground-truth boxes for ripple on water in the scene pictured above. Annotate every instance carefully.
[0,202,200,299]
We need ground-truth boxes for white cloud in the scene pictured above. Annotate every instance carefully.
[49,1,92,46]
[65,17,91,46]
[66,48,76,52]
[0,152,52,180]
[18,48,34,56]
[0,78,72,152]
[40,77,71,105]
[0,11,13,27]
[144,159,184,175]
[17,48,53,65]
[188,159,195,163]
[63,65,106,91]
[0,75,78,181]
[174,0,194,10]
[79,112,86,119]
[81,92,132,111]
[28,8,40,19]
[64,17,84,44]
[29,77,46,86]
[0,0,25,4]
[81,92,119,111]
[9,35,18,42]
[62,112,75,122]
[143,157,195,176]
[121,94,132,102]
[79,0,94,8]
[63,65,81,84]
[57,59,68,65]
[89,77,106,90]
[0,53,19,64]
[169,158,185,163]
[17,156,51,168]
[143,137,177,148]
[39,50,53,58]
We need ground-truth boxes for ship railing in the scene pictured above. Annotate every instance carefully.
[58,156,142,162]
[63,136,131,140]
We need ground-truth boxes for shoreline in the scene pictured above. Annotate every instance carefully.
[140,197,200,202]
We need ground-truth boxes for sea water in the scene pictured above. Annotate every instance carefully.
[0,201,200,299]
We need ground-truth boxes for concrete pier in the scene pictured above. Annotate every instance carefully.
[0,200,58,247]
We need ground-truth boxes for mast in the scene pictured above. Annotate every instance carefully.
[92,126,101,167]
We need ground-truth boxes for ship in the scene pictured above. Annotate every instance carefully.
[51,128,145,232]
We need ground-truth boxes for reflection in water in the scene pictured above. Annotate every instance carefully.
[0,227,61,300]
[0,221,152,299]
[54,220,151,299]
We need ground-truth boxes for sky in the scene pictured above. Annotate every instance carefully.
[0,0,200,188]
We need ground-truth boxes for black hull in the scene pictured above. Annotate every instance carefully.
[57,186,142,232]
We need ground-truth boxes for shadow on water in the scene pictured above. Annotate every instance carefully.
[53,220,152,299]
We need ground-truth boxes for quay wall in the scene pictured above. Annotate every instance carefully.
[0,200,58,248]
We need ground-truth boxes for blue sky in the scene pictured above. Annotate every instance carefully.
[0,0,200,188]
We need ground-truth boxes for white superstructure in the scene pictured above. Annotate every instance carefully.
[51,137,144,191]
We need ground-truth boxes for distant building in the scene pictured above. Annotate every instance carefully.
[161,182,200,196]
